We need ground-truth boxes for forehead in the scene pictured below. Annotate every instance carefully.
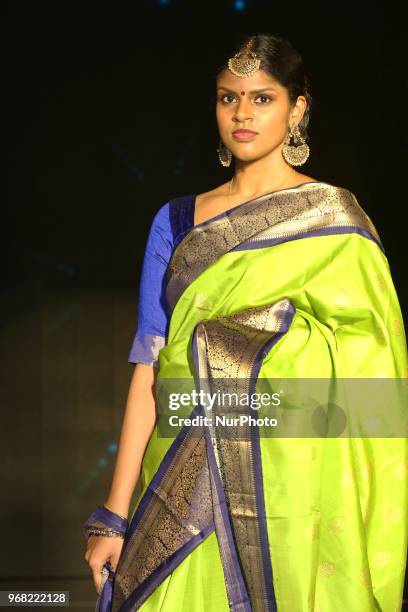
[216,69,282,92]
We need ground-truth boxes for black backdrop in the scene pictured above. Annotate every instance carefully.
[4,1,407,609]
[6,1,407,305]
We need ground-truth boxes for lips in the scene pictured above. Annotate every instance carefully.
[233,130,257,135]
[232,130,258,140]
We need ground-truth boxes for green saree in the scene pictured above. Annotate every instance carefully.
[113,182,407,611]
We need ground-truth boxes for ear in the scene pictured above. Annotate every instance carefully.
[290,95,307,124]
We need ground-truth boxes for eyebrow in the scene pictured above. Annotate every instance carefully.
[217,86,277,94]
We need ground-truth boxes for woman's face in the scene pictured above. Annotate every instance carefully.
[215,68,306,163]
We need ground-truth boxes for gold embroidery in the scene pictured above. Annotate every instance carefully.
[371,550,391,568]
[112,434,212,610]
[304,523,320,541]
[375,271,387,295]
[194,298,293,611]
[318,560,336,577]
[328,516,347,534]
[391,317,404,336]
[166,183,383,313]
[113,299,293,611]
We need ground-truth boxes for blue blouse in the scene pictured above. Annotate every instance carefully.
[128,195,195,367]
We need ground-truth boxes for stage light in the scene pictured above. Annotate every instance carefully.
[233,0,246,10]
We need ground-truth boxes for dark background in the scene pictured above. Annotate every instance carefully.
[3,1,406,610]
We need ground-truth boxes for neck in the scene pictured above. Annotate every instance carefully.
[231,149,297,197]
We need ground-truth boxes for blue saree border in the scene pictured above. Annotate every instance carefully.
[247,301,296,612]
[119,523,214,611]
[119,301,295,610]
[190,303,296,612]
[192,325,252,611]
[204,418,252,611]
[123,402,205,545]
[232,225,385,254]
[118,401,215,611]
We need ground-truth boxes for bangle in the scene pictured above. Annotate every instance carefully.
[86,526,125,538]
[82,505,128,543]
[103,503,128,521]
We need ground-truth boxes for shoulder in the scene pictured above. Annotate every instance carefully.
[319,182,364,210]
[313,182,383,247]
[144,201,173,253]
[150,200,171,228]
[307,180,358,204]
[309,181,368,218]
[148,196,195,248]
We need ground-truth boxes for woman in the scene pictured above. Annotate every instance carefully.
[83,33,407,611]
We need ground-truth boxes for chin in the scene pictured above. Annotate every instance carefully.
[233,151,266,163]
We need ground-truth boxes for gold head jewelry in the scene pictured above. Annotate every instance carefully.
[228,40,261,78]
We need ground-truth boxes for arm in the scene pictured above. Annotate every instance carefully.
[103,363,158,518]
[104,202,173,516]
[84,363,158,591]
[84,202,172,591]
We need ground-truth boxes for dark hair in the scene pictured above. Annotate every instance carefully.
[215,33,313,142]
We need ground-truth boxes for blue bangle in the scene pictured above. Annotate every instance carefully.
[83,505,128,542]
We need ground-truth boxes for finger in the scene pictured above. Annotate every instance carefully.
[109,555,119,572]
[109,539,124,571]
[84,537,96,563]
[92,569,102,594]
[90,562,105,594]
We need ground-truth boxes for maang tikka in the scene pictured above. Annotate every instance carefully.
[227,38,261,78]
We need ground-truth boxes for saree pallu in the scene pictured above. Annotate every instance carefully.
[111,182,407,612]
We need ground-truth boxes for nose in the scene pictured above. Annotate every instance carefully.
[233,96,254,123]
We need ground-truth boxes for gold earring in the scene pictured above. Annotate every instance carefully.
[282,124,310,166]
[217,139,232,167]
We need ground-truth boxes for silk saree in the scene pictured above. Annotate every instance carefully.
[110,181,407,611]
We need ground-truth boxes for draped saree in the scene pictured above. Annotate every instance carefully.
[110,182,407,611]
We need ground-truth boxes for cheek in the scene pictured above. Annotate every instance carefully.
[216,105,228,127]
[258,108,288,139]
[215,106,221,122]
[259,105,286,127]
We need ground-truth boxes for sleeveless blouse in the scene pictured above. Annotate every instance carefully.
[128,196,195,366]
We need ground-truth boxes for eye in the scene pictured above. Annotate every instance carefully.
[255,95,272,104]
[219,94,236,104]
[218,93,274,105]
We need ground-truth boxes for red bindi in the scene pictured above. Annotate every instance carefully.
[241,91,245,95]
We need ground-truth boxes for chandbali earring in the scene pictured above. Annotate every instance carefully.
[217,139,232,167]
[282,124,310,166]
